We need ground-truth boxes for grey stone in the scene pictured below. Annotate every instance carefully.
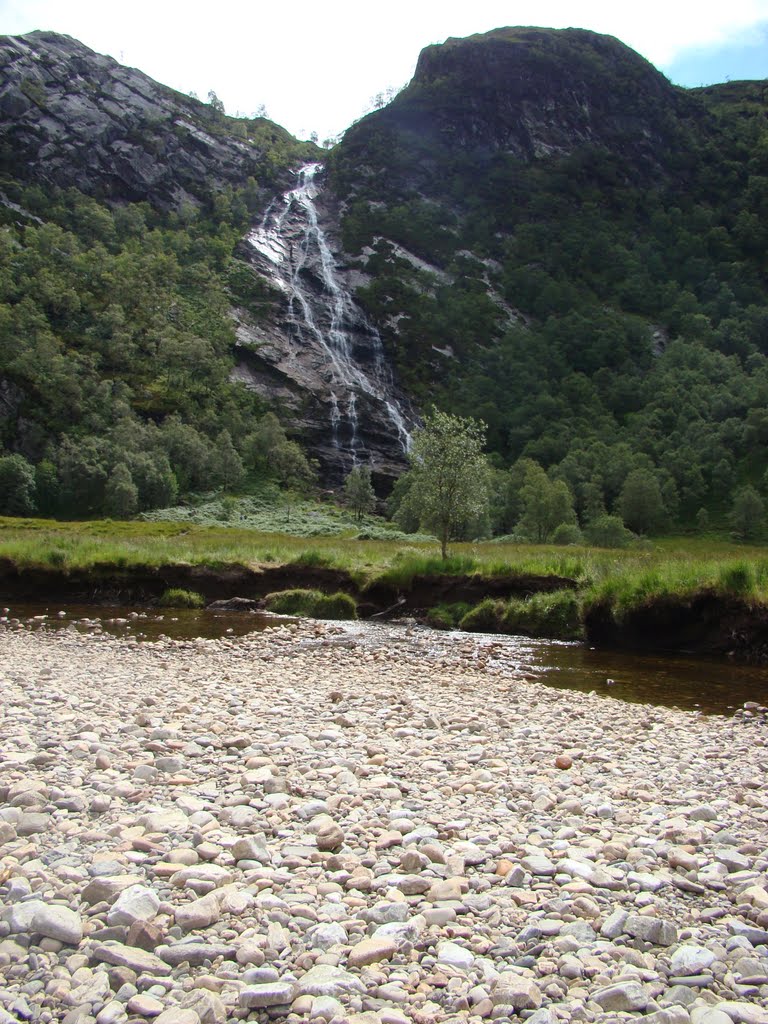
[91,942,172,976]
[106,885,160,927]
[625,913,678,945]
[156,941,237,966]
[594,981,649,1012]
[32,904,83,945]
[670,945,716,975]
[238,983,296,1008]
[295,964,365,997]
[492,974,542,1010]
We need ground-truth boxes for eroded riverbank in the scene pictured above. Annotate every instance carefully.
[1,624,768,1024]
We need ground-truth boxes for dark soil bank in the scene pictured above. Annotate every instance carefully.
[0,558,574,617]
[584,590,768,663]
[4,558,768,662]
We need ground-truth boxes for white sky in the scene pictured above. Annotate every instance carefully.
[1,0,766,141]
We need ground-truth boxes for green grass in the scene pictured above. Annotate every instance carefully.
[459,591,583,640]
[264,589,358,619]
[158,588,205,608]
[424,601,473,629]
[2,516,768,631]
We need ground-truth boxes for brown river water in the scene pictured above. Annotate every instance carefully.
[2,602,767,717]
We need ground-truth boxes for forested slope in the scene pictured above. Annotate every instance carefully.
[329,28,768,526]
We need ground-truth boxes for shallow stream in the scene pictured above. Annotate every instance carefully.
[3,601,767,716]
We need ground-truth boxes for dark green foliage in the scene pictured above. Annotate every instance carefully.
[264,588,358,619]
[584,515,634,548]
[0,453,36,516]
[158,587,205,608]
[515,462,577,542]
[288,549,336,568]
[0,155,315,517]
[552,523,584,546]
[459,598,505,632]
[344,465,376,521]
[729,485,765,542]
[372,553,478,589]
[717,561,755,596]
[425,601,472,629]
[327,31,768,529]
[459,590,583,640]
[501,590,583,640]
[104,463,138,519]
[618,468,667,535]
[393,409,489,557]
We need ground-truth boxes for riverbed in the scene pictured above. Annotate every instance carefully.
[3,601,768,715]
[1,620,768,1024]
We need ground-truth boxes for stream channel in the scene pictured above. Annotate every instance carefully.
[4,601,768,717]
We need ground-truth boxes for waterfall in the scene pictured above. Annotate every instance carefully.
[247,163,412,465]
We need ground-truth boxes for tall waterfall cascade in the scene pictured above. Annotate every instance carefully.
[241,163,413,481]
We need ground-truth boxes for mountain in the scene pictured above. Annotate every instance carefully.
[0,26,767,526]
[327,28,768,523]
[0,31,412,505]
[0,31,303,207]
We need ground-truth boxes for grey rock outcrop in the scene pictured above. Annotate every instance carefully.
[0,31,287,209]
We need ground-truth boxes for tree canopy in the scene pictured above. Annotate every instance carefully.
[395,410,489,557]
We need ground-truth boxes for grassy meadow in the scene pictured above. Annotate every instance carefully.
[2,515,768,614]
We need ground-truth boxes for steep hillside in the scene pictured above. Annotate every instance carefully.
[0,32,417,504]
[1,26,767,528]
[328,28,768,523]
[0,31,306,207]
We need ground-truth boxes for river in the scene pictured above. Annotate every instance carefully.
[3,601,767,717]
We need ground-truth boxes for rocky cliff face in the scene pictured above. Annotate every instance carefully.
[331,27,702,200]
[0,31,413,483]
[406,27,694,164]
[0,31,295,209]
[232,164,414,486]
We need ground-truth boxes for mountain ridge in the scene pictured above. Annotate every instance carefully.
[1,25,767,527]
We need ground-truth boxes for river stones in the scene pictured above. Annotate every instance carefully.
[3,620,768,1024]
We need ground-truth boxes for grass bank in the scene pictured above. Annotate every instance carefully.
[2,517,768,659]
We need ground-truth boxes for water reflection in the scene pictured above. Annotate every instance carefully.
[0,602,289,642]
[480,635,768,715]
[3,603,767,716]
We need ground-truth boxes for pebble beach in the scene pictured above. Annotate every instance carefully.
[1,620,768,1024]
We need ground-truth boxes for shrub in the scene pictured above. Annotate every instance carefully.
[552,523,584,546]
[584,514,634,548]
[158,588,205,608]
[425,602,472,629]
[264,588,357,619]
[288,550,335,568]
[314,592,358,619]
[501,589,583,640]
[459,598,505,632]
[717,561,755,596]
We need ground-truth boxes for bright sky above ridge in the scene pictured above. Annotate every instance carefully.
[1,0,766,142]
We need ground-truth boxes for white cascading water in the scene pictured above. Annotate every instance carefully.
[248,163,412,459]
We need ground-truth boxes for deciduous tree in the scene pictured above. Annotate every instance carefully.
[344,464,376,521]
[395,410,489,559]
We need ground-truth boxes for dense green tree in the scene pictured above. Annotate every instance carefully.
[729,485,765,541]
[0,454,37,516]
[247,413,315,491]
[54,437,110,517]
[618,468,667,535]
[104,463,139,518]
[125,451,178,510]
[584,514,633,548]
[344,465,376,521]
[515,462,577,543]
[395,410,489,558]
[209,430,245,491]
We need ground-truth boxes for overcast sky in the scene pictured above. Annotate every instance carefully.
[1,0,766,141]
